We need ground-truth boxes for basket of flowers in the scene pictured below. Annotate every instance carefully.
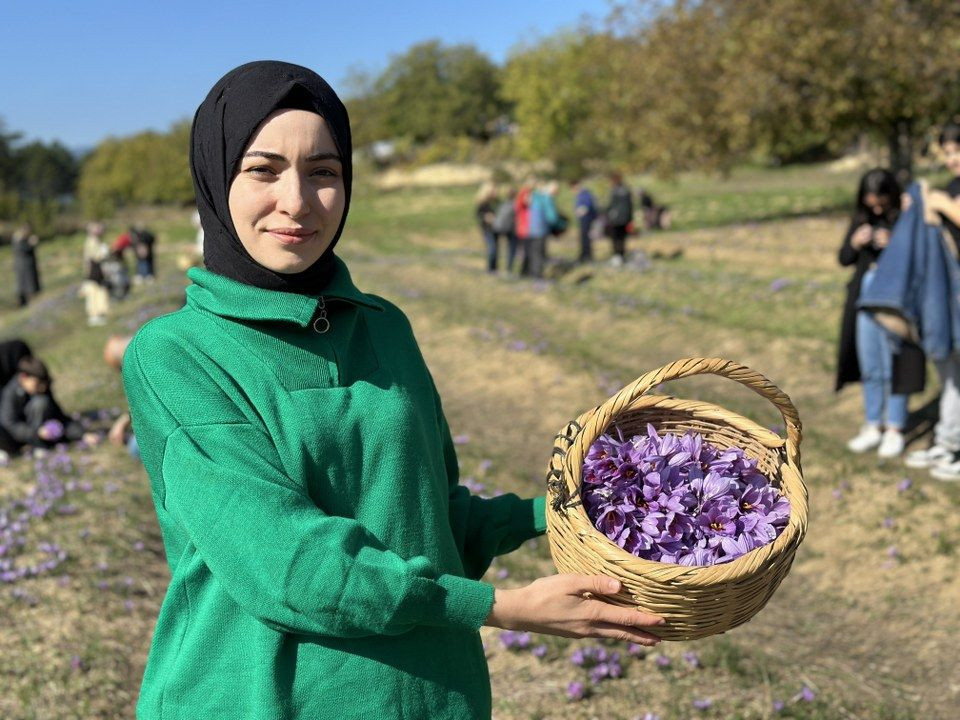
[545,357,808,641]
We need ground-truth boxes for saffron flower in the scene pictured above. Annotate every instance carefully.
[582,426,790,565]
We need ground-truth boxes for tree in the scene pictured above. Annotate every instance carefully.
[502,34,613,178]
[16,140,79,200]
[605,0,960,178]
[78,120,193,217]
[361,40,506,144]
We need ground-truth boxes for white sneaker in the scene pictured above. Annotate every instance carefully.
[846,425,882,453]
[930,460,960,482]
[904,444,955,469]
[877,429,905,458]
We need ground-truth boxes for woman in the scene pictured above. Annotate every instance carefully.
[837,168,922,458]
[11,225,41,307]
[123,61,662,720]
[474,181,498,273]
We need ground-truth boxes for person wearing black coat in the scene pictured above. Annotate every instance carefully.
[836,169,924,458]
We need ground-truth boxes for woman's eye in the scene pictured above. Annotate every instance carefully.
[312,167,339,178]
[246,165,275,176]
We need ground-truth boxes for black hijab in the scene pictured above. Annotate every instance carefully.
[190,60,352,294]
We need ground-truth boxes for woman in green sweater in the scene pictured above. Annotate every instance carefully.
[122,61,663,720]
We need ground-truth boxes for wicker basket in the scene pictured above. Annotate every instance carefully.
[545,357,808,641]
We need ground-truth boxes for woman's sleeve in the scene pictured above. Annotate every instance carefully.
[434,389,547,580]
[124,336,495,639]
[161,424,495,637]
[838,219,860,266]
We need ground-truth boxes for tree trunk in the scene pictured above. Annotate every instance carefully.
[888,120,914,188]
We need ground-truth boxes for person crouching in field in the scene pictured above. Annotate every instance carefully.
[838,169,918,458]
[905,121,960,480]
[0,356,99,461]
[122,60,664,720]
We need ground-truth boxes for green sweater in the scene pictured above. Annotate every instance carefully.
[123,257,547,719]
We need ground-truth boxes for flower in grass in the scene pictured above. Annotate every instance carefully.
[692,697,713,710]
[772,699,785,713]
[654,654,671,668]
[70,655,84,672]
[627,643,647,658]
[638,714,660,720]
[882,517,895,529]
[897,477,912,493]
[768,278,790,293]
[566,681,586,701]
[453,434,470,445]
[795,684,816,702]
[682,651,701,668]
[532,644,547,659]
[887,546,900,558]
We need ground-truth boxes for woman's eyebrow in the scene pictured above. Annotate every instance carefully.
[242,150,341,162]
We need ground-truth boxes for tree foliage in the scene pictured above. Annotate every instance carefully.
[77,121,193,217]
[349,40,506,147]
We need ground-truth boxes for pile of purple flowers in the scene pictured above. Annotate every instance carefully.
[582,425,790,566]
[0,447,85,583]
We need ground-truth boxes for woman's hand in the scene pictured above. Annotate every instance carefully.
[850,224,873,249]
[486,574,664,646]
[872,228,891,249]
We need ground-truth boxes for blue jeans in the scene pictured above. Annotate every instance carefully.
[485,230,518,273]
[857,269,908,428]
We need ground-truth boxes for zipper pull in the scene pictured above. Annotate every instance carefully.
[312,296,330,334]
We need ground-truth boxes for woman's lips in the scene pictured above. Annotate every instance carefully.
[268,230,317,246]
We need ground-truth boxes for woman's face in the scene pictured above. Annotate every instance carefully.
[942,140,960,177]
[228,109,345,274]
[863,192,891,216]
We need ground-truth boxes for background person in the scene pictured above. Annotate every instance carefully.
[572,178,598,263]
[0,356,99,457]
[838,169,914,458]
[475,181,499,273]
[906,121,960,480]
[11,225,41,307]
[605,172,633,266]
[491,184,519,274]
[81,221,111,326]
[131,222,157,283]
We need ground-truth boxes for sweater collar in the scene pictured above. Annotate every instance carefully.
[186,255,384,326]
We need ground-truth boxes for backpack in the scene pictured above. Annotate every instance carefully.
[492,200,515,235]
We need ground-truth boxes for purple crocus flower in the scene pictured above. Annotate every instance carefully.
[566,681,586,701]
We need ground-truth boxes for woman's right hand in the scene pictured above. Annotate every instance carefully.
[485,574,664,646]
[850,224,873,249]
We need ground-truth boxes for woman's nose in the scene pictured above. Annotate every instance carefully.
[275,172,310,218]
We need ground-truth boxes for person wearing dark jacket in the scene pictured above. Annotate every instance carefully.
[11,225,41,307]
[0,356,96,459]
[605,172,633,266]
[838,168,919,458]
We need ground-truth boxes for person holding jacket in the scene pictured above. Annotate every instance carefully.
[837,169,920,458]
[122,61,663,720]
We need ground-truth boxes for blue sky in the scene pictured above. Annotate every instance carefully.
[1,0,609,150]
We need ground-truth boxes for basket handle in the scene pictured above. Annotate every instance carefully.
[565,358,802,476]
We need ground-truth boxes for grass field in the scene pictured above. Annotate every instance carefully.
[1,163,958,719]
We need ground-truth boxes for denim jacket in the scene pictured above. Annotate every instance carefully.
[858,182,960,362]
